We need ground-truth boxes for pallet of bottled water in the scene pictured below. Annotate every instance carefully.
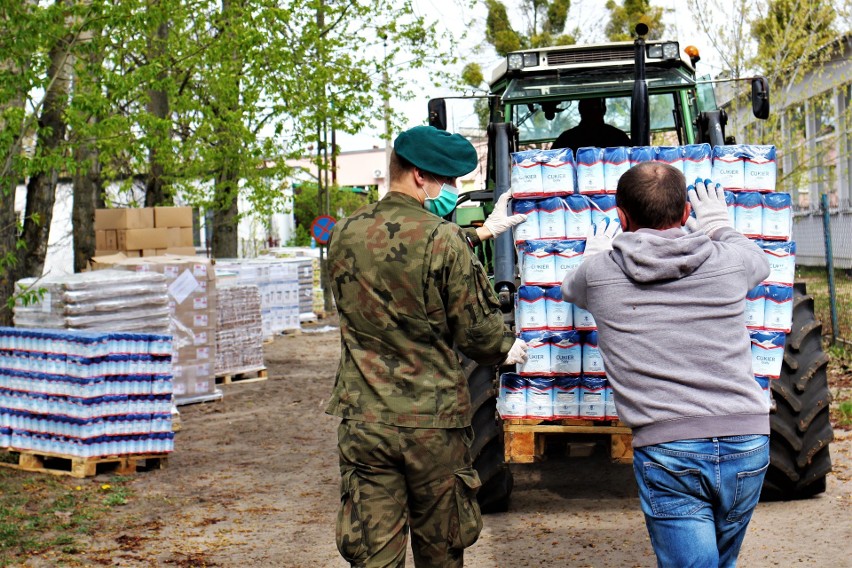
[0,327,175,462]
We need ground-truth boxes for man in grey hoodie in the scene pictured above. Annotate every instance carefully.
[562,162,771,568]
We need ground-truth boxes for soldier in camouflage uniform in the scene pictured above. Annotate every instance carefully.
[326,125,529,568]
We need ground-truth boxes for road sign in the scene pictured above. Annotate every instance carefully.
[310,215,337,245]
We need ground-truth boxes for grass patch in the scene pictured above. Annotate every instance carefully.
[0,470,135,566]
[796,266,852,341]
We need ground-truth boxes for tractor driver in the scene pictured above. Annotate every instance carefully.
[551,97,631,154]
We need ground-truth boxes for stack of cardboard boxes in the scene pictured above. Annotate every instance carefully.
[91,254,220,405]
[94,207,196,257]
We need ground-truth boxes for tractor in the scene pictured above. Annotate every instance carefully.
[428,25,833,512]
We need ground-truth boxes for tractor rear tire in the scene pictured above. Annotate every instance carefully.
[762,283,833,501]
[465,357,513,513]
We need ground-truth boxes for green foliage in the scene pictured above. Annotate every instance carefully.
[290,182,370,240]
[604,0,667,42]
[750,0,838,81]
[461,63,484,88]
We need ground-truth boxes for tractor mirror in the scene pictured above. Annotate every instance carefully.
[428,98,447,130]
[751,77,770,120]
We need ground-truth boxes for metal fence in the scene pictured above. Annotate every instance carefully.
[792,196,852,345]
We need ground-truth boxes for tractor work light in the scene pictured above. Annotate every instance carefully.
[508,53,524,70]
[647,42,680,60]
[508,51,540,71]
[523,52,539,67]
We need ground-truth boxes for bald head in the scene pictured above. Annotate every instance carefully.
[616,162,688,230]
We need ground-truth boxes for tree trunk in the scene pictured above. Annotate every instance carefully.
[210,0,242,259]
[211,165,240,258]
[144,3,170,207]
[16,1,75,279]
[72,2,102,273]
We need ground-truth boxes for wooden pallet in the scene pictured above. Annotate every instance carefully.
[504,418,633,464]
[215,366,268,385]
[0,450,169,478]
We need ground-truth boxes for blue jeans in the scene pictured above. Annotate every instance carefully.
[633,435,769,568]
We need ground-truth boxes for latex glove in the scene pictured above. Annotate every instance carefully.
[503,338,528,365]
[687,178,730,238]
[483,192,527,238]
[583,218,620,259]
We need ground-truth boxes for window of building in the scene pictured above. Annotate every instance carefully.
[812,90,838,205]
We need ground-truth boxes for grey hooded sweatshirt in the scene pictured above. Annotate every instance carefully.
[562,226,771,447]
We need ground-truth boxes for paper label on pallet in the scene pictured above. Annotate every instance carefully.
[169,269,200,304]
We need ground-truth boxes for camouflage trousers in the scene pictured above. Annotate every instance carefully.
[335,419,483,568]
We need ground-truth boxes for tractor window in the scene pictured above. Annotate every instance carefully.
[512,92,683,147]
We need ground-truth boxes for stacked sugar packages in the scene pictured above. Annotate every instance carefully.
[0,327,174,457]
[505,143,790,417]
[501,146,615,421]
[708,144,792,402]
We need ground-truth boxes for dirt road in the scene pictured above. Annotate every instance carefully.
[44,321,851,567]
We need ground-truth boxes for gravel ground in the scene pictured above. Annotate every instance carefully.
[30,319,850,567]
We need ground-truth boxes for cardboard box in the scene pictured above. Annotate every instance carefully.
[94,249,120,258]
[167,227,193,247]
[95,230,117,250]
[165,246,197,256]
[117,228,170,250]
[154,207,193,228]
[95,208,154,230]
[142,249,159,257]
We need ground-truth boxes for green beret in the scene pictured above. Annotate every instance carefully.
[394,125,478,178]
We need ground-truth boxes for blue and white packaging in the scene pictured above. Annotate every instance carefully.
[545,286,573,330]
[764,285,793,332]
[682,143,712,181]
[553,376,581,418]
[519,331,551,375]
[498,373,527,418]
[603,146,630,192]
[744,285,766,329]
[762,193,792,241]
[753,375,772,405]
[589,194,618,225]
[513,200,541,243]
[743,145,777,192]
[582,330,605,375]
[712,146,745,190]
[734,192,763,239]
[576,147,605,194]
[527,376,555,418]
[517,286,548,331]
[761,240,796,286]
[573,305,596,330]
[750,330,786,379]
[604,385,618,419]
[564,194,592,238]
[725,191,737,226]
[522,241,557,286]
[580,375,607,419]
[538,197,567,239]
[552,240,585,283]
[629,146,654,167]
[511,150,544,197]
[541,148,576,195]
[550,330,582,375]
[655,146,684,172]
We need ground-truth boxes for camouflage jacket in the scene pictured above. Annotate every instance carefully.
[325,192,516,428]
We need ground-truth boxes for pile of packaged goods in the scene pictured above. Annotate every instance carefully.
[215,284,264,376]
[500,144,788,419]
[91,255,219,405]
[13,270,170,334]
[0,327,174,457]
[215,258,302,339]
